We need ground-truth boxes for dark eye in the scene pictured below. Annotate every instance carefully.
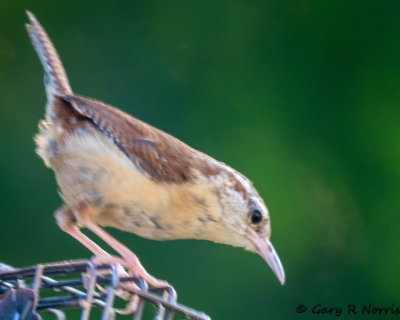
[250,209,263,224]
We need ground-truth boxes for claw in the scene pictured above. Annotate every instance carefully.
[114,295,140,314]
[89,257,142,314]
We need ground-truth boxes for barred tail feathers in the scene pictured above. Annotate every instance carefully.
[26,11,72,97]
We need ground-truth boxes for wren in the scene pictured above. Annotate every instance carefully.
[26,11,285,300]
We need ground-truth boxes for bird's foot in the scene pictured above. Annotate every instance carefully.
[80,256,139,314]
[91,254,176,311]
[90,255,176,314]
[118,254,177,301]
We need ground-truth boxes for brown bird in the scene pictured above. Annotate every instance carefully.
[26,11,285,297]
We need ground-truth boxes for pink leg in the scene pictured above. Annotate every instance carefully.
[83,219,170,289]
[55,206,113,258]
[55,205,174,292]
[55,206,140,313]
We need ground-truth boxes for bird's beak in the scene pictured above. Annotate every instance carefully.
[247,228,285,285]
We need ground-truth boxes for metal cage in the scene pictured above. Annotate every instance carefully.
[0,260,211,320]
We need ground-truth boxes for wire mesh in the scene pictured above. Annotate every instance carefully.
[0,260,211,320]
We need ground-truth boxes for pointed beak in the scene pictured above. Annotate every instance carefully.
[247,228,285,285]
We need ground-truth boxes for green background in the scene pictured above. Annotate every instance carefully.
[1,1,399,319]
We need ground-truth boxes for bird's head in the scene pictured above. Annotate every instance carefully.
[204,168,285,285]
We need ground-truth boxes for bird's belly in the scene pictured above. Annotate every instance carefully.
[36,125,221,240]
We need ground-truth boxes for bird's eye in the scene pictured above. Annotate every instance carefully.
[250,209,263,224]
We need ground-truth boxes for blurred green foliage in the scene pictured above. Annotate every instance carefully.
[0,0,399,319]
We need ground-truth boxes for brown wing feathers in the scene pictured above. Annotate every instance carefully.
[60,94,212,183]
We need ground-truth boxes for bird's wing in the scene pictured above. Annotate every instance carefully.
[60,94,219,184]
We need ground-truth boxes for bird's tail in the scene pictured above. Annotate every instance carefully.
[26,11,72,98]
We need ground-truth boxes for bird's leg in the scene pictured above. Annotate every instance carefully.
[54,206,140,312]
[54,206,110,257]
[56,202,175,295]
[82,218,174,294]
